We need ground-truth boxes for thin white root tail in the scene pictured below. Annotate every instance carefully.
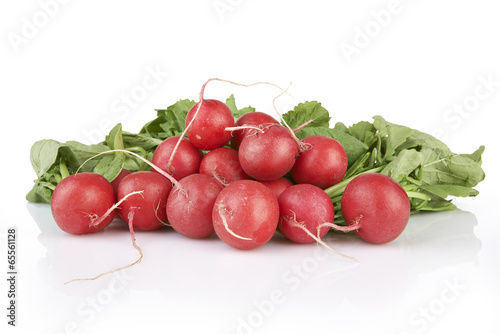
[154,199,170,227]
[65,208,143,285]
[317,221,361,233]
[76,149,183,190]
[212,170,229,187]
[217,205,252,241]
[167,99,204,171]
[204,78,293,97]
[271,82,307,152]
[89,190,144,228]
[292,119,314,133]
[224,125,266,134]
[285,211,359,262]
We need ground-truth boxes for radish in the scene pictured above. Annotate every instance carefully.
[212,180,279,250]
[259,177,293,199]
[238,124,299,181]
[185,99,234,150]
[51,172,116,235]
[278,184,334,243]
[291,135,348,189]
[184,78,290,151]
[230,111,279,150]
[166,173,224,239]
[199,147,249,184]
[117,171,173,231]
[152,136,203,181]
[62,149,184,284]
[110,169,132,195]
[340,173,410,244]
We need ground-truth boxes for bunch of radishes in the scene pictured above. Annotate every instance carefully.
[51,79,411,278]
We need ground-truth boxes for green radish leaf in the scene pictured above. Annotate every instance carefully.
[373,116,414,161]
[419,185,480,198]
[381,149,422,181]
[122,132,163,151]
[415,198,457,211]
[225,94,238,114]
[93,154,125,182]
[226,94,256,118]
[348,121,375,144]
[25,182,55,204]
[140,99,196,139]
[419,147,485,189]
[30,139,66,178]
[282,101,331,129]
[397,127,452,154]
[105,123,125,151]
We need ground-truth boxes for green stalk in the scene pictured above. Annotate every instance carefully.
[59,159,70,179]
[54,174,62,183]
[405,191,430,201]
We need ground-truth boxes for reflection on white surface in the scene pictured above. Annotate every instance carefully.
[26,203,484,334]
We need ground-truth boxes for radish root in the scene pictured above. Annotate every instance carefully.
[284,211,359,262]
[88,190,144,228]
[217,204,252,241]
[319,214,363,233]
[225,125,266,134]
[64,207,143,285]
[154,199,170,226]
[212,170,229,187]
[317,221,361,233]
[271,83,310,152]
[77,149,183,190]
[292,119,314,133]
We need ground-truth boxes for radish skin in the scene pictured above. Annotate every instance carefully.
[51,173,116,235]
[341,173,410,244]
[278,184,334,244]
[230,112,279,150]
[117,171,173,231]
[238,124,299,181]
[152,136,203,181]
[291,135,348,189]
[212,180,279,250]
[260,177,293,199]
[199,147,249,184]
[167,174,224,239]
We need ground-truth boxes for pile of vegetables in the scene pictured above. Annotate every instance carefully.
[27,79,486,273]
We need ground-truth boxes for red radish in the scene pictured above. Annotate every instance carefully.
[340,173,410,244]
[212,180,279,250]
[278,184,334,243]
[117,171,173,231]
[184,77,288,151]
[230,111,279,150]
[51,172,116,235]
[185,99,235,150]
[238,124,299,181]
[110,169,132,195]
[199,147,249,184]
[167,174,224,238]
[152,136,203,181]
[65,206,145,285]
[260,177,293,199]
[291,135,348,189]
[62,149,184,284]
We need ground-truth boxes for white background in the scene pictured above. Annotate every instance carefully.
[1,0,499,333]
